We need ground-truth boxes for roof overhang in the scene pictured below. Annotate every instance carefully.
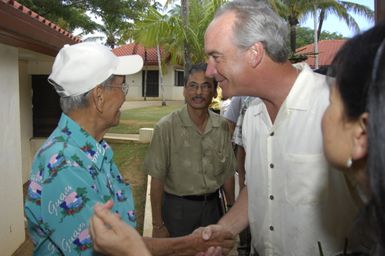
[0,0,80,57]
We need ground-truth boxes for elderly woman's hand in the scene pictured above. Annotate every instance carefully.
[89,202,151,256]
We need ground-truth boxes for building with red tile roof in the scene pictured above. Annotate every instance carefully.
[296,40,346,69]
[113,43,185,101]
[113,43,162,66]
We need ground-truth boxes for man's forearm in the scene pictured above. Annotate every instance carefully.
[143,236,197,256]
[223,175,235,205]
[143,225,234,256]
[150,177,165,226]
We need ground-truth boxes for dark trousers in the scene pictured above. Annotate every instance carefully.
[162,192,222,237]
[238,226,252,255]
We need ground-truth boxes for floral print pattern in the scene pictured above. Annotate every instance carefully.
[25,113,136,255]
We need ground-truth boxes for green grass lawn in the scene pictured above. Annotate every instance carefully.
[110,141,149,235]
[108,103,183,234]
[108,104,183,134]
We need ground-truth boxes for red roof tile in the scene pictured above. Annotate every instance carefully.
[296,40,346,68]
[1,0,81,42]
[113,43,162,66]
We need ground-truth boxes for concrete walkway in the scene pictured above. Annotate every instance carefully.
[105,100,184,142]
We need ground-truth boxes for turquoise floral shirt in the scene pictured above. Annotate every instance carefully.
[24,113,136,255]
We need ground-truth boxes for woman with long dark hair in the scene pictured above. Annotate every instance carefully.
[322,21,385,255]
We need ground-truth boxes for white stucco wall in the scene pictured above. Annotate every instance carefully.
[0,44,25,255]
[125,71,145,100]
[19,60,33,183]
[162,65,184,101]
[125,65,185,101]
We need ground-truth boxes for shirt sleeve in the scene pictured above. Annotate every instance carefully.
[233,112,245,146]
[223,96,242,123]
[143,123,170,181]
[223,123,237,179]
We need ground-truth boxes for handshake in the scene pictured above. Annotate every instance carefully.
[89,201,235,256]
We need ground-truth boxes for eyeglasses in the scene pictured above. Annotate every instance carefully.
[185,83,213,92]
[106,82,129,95]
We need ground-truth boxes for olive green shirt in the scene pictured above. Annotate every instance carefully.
[144,105,236,196]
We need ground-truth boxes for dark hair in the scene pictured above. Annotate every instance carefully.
[367,38,385,254]
[329,21,385,121]
[330,21,385,254]
[183,63,218,89]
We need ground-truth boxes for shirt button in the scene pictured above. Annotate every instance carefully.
[269,195,274,200]
[270,131,274,136]
[269,163,274,168]
[269,225,274,231]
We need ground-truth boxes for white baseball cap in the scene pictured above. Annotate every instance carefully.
[48,42,143,97]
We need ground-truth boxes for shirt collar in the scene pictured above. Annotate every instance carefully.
[285,62,323,111]
[248,63,323,117]
[179,105,221,130]
[57,113,109,169]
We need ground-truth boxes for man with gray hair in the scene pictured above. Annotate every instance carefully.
[83,1,363,255]
[204,0,361,255]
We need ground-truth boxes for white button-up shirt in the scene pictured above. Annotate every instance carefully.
[243,63,359,256]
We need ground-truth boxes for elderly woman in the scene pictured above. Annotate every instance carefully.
[24,42,143,255]
[322,21,385,255]
[25,42,233,256]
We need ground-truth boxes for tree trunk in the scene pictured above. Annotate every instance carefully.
[157,45,166,106]
[290,25,296,53]
[288,16,299,53]
[143,49,147,101]
[313,4,319,69]
[317,9,325,41]
[181,0,191,72]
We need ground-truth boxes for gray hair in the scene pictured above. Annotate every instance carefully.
[215,0,289,62]
[60,75,115,114]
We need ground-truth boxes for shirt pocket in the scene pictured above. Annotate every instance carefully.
[211,149,227,177]
[284,153,329,205]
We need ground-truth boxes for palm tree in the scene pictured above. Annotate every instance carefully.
[134,0,226,69]
[311,0,373,68]
[273,0,374,54]
[316,1,374,41]
[181,0,191,72]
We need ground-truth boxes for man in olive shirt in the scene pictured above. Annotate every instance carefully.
[144,63,236,238]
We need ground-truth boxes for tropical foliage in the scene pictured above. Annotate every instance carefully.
[18,0,374,63]
[16,0,156,48]
[296,26,345,48]
[273,0,374,53]
[133,0,373,69]
[133,0,227,71]
[17,0,98,33]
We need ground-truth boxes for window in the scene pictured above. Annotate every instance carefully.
[175,69,184,87]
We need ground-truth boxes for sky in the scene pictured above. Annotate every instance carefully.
[301,0,375,38]
[158,0,375,38]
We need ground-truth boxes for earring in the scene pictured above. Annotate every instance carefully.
[346,158,352,168]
